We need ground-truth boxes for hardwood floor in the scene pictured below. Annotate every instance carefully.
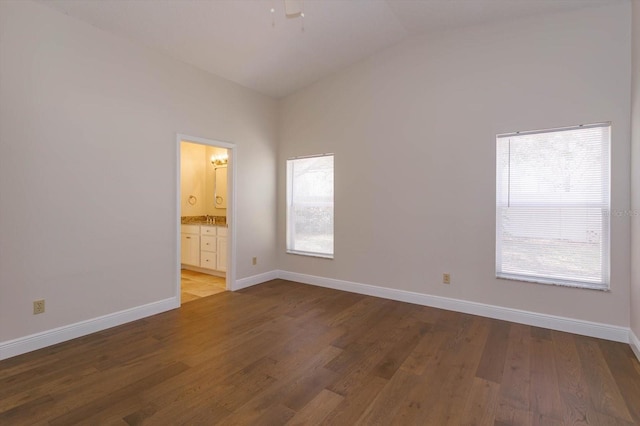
[181,270,226,303]
[1,279,639,425]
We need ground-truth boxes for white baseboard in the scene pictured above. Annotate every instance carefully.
[277,270,630,344]
[0,297,179,361]
[0,270,277,360]
[233,270,279,291]
[181,264,226,278]
[2,270,634,361]
[630,330,640,362]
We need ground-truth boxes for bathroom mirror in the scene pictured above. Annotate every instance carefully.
[214,166,227,209]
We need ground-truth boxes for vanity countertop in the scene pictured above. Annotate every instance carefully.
[188,221,227,227]
[181,216,227,227]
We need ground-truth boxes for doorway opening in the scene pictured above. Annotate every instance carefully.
[176,134,236,304]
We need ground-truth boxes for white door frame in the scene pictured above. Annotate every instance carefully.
[176,134,237,301]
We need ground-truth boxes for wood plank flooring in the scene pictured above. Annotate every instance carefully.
[1,279,639,425]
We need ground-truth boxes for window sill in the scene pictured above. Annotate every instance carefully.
[496,274,609,292]
[286,250,333,259]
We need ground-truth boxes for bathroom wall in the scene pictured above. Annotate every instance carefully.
[180,142,208,217]
[180,142,228,219]
[205,146,228,218]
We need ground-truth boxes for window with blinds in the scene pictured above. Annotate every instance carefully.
[286,154,334,258]
[496,123,610,289]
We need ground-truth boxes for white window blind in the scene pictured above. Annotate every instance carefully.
[496,123,610,289]
[286,154,334,258]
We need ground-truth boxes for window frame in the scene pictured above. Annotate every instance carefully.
[286,153,335,259]
[495,122,611,290]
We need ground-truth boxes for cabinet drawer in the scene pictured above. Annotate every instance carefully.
[201,236,217,252]
[200,251,217,269]
[200,226,217,236]
[181,224,199,234]
[217,226,228,237]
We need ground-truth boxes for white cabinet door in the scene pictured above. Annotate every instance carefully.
[217,237,227,272]
[181,234,200,266]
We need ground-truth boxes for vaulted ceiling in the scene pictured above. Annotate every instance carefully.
[38,0,620,98]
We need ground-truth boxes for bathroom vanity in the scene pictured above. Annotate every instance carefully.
[180,224,227,273]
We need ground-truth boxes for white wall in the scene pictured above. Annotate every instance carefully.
[278,4,632,326]
[0,0,277,343]
[0,0,634,357]
[631,0,640,343]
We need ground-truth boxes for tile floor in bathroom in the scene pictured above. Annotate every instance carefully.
[181,269,226,303]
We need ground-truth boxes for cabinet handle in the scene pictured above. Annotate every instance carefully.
[186,236,191,239]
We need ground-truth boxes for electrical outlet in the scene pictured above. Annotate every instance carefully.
[33,299,45,315]
[443,273,451,285]
[252,257,257,266]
